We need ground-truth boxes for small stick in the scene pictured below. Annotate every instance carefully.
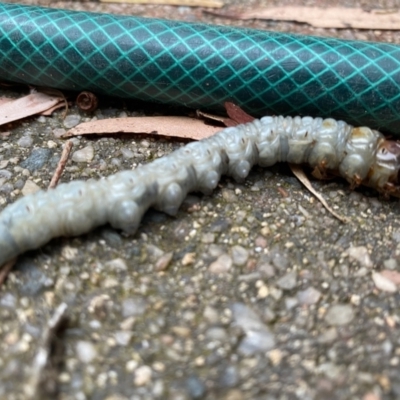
[48,140,73,189]
[24,303,68,399]
[0,258,16,285]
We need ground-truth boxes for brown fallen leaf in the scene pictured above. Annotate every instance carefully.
[225,101,255,125]
[101,0,223,7]
[289,164,348,223]
[63,116,223,140]
[76,91,98,112]
[0,92,63,126]
[40,102,69,116]
[196,109,238,127]
[0,97,13,107]
[197,102,255,127]
[210,6,400,30]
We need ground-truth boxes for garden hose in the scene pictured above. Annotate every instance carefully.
[0,3,399,134]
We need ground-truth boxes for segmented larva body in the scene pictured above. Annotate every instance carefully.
[1,115,400,266]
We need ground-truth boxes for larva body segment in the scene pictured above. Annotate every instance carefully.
[1,115,400,266]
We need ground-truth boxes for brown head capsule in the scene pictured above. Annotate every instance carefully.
[365,139,400,197]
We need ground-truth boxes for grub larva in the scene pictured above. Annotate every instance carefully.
[1,115,399,265]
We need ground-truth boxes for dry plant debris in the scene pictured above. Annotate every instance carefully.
[100,0,223,7]
[48,140,74,189]
[63,116,222,140]
[289,164,348,223]
[0,91,64,125]
[209,6,400,30]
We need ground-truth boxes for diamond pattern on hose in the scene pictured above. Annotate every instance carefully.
[0,3,399,134]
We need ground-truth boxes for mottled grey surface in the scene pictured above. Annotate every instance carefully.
[1,1,400,400]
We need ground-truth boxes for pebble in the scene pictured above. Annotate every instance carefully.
[318,327,338,344]
[20,148,51,171]
[105,258,128,272]
[203,306,220,324]
[209,254,233,274]
[63,114,81,128]
[219,365,240,388]
[122,297,148,318]
[221,188,238,202]
[76,341,97,363]
[181,252,196,266]
[276,271,297,290]
[392,229,400,242]
[325,304,355,326]
[383,258,398,270]
[120,147,135,159]
[17,135,33,148]
[268,348,283,366]
[0,169,12,181]
[185,375,206,399]
[205,327,228,341]
[297,287,322,305]
[224,389,245,400]
[114,331,133,346]
[21,180,41,196]
[0,293,17,308]
[72,145,94,162]
[285,297,298,310]
[0,183,13,194]
[344,246,373,268]
[155,252,173,271]
[231,302,275,355]
[372,272,397,293]
[134,365,152,386]
[271,252,290,270]
[145,244,164,261]
[201,232,215,244]
[230,245,249,266]
[52,128,67,138]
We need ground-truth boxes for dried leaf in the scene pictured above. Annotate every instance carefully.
[289,164,348,223]
[225,101,255,124]
[212,6,400,30]
[196,109,237,127]
[0,97,13,106]
[197,102,255,127]
[100,0,223,7]
[0,92,63,126]
[76,91,98,112]
[64,116,222,140]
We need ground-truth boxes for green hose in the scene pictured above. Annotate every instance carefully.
[0,3,399,134]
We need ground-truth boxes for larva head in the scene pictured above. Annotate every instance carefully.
[368,139,400,197]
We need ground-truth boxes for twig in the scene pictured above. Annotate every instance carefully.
[48,140,73,189]
[289,164,349,223]
[0,258,16,285]
[24,303,69,399]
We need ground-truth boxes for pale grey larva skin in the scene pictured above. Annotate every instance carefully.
[0,115,395,265]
